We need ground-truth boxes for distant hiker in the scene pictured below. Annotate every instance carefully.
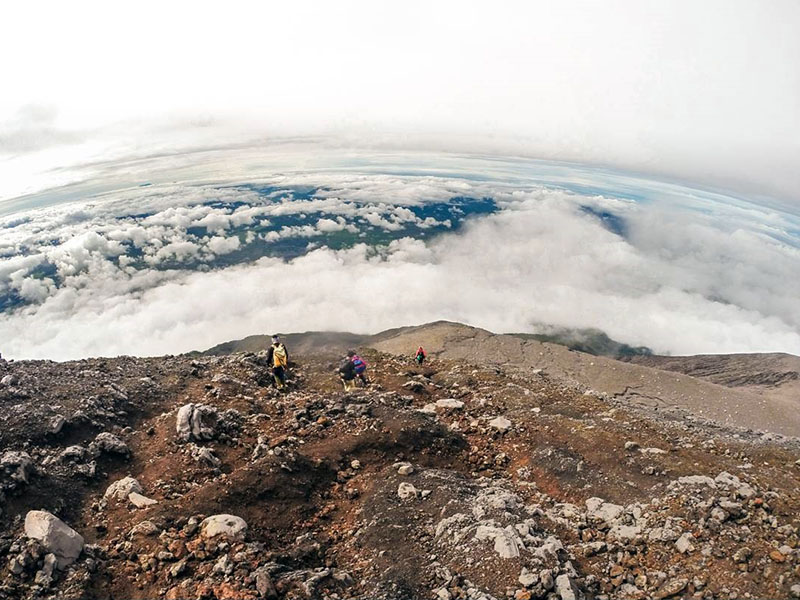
[415,346,426,364]
[267,335,289,390]
[350,351,368,386]
[338,353,357,391]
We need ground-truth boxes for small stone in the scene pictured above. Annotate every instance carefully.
[710,507,728,522]
[104,476,143,501]
[654,578,688,599]
[91,432,129,456]
[255,568,278,598]
[790,584,800,598]
[489,416,512,432]
[49,416,66,435]
[675,533,694,554]
[350,460,361,470]
[435,588,452,600]
[769,549,786,563]
[129,520,161,537]
[397,482,418,500]
[33,553,57,586]
[519,567,538,587]
[554,574,579,600]
[732,547,752,563]
[396,462,414,475]
[169,559,187,578]
[128,492,158,508]
[624,441,640,451]
[435,399,464,410]
[200,514,247,541]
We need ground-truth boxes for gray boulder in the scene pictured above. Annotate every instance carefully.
[24,511,84,568]
[90,432,129,456]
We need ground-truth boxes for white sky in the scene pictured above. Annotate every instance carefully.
[1,0,798,203]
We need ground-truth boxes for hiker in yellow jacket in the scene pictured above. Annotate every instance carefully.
[266,335,289,390]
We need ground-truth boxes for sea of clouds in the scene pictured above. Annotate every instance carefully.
[1,163,799,360]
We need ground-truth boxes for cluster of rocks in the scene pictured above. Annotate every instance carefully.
[1,509,98,598]
[176,403,243,444]
[98,512,355,600]
[0,350,799,599]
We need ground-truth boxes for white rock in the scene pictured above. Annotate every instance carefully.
[104,476,143,501]
[555,574,579,600]
[435,588,452,600]
[397,482,419,500]
[24,510,84,568]
[519,567,539,587]
[395,462,414,475]
[790,583,800,598]
[675,533,694,554]
[639,447,666,454]
[176,403,195,441]
[177,403,218,442]
[608,524,640,542]
[34,553,57,586]
[190,445,221,468]
[128,492,158,508]
[489,416,512,432]
[49,416,66,435]
[586,498,624,527]
[129,520,161,537]
[435,399,464,410]
[0,374,17,386]
[200,514,248,541]
[677,475,717,487]
[474,524,522,558]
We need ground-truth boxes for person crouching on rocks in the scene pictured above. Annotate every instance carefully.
[350,351,369,386]
[267,335,289,390]
[338,353,358,391]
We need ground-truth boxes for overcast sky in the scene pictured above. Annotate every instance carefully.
[1,0,798,205]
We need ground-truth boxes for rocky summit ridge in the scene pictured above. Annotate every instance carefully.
[0,322,798,599]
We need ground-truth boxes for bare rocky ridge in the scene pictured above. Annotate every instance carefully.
[0,323,798,599]
[369,322,800,437]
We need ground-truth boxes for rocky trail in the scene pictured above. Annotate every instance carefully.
[1,341,799,599]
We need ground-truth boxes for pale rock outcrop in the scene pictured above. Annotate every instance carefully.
[104,476,143,501]
[200,514,247,541]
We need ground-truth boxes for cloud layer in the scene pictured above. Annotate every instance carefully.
[1,163,799,360]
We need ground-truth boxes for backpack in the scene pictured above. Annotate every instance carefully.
[273,344,287,368]
[351,355,366,374]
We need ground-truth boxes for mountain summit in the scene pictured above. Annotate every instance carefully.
[0,322,798,599]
